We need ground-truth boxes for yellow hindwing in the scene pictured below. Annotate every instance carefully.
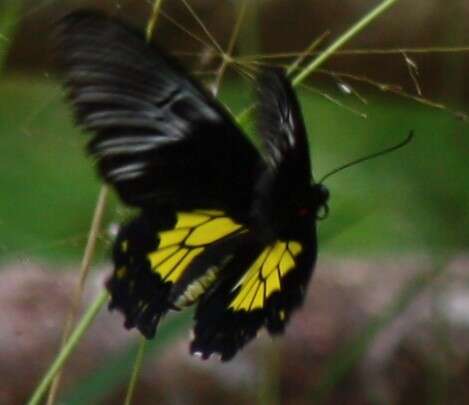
[229,240,303,311]
[146,211,243,284]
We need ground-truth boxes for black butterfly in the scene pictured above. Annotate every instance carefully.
[56,10,329,361]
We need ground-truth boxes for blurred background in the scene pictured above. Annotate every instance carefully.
[1,0,469,404]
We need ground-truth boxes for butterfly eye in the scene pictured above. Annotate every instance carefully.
[316,204,329,220]
[298,207,310,217]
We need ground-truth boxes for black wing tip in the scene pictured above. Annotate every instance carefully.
[255,68,286,108]
[255,67,297,109]
[53,8,144,56]
[53,9,109,71]
[257,66,287,82]
[256,67,290,95]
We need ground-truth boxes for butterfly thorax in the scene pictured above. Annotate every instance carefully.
[251,169,329,241]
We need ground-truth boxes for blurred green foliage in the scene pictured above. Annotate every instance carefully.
[0,78,109,261]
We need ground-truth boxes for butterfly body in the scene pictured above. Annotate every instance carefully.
[56,10,329,360]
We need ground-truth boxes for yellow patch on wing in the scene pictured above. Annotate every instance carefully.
[148,246,179,268]
[159,229,190,248]
[229,240,303,311]
[167,247,204,282]
[116,266,127,279]
[186,217,242,245]
[146,211,244,284]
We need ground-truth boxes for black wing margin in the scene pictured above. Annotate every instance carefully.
[55,11,261,216]
[256,69,311,185]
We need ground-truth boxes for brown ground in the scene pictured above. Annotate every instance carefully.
[2,255,469,404]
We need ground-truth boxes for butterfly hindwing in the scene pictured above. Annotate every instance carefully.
[191,229,317,360]
[108,209,248,337]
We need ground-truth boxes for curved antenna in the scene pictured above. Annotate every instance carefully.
[318,130,414,184]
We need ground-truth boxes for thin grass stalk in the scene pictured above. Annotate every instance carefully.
[180,0,223,53]
[257,342,281,405]
[146,0,164,41]
[60,312,192,404]
[292,0,400,86]
[46,186,109,405]
[27,290,109,405]
[237,0,400,127]
[124,338,147,405]
[286,31,330,77]
[238,46,469,60]
[212,0,249,93]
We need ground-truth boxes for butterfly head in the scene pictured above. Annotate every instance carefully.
[293,182,329,221]
[309,183,330,220]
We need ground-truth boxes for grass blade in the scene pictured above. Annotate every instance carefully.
[292,0,400,86]
[124,338,147,405]
[59,311,192,405]
[27,290,109,405]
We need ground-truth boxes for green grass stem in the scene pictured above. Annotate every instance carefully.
[124,338,147,405]
[292,0,400,87]
[27,290,109,405]
[237,0,400,127]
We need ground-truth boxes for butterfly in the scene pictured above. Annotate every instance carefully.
[56,10,330,361]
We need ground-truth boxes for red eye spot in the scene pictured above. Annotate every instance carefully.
[298,208,309,216]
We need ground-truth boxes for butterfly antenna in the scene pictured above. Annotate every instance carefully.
[318,130,415,184]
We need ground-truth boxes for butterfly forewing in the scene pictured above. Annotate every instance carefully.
[256,69,312,185]
[56,11,262,215]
